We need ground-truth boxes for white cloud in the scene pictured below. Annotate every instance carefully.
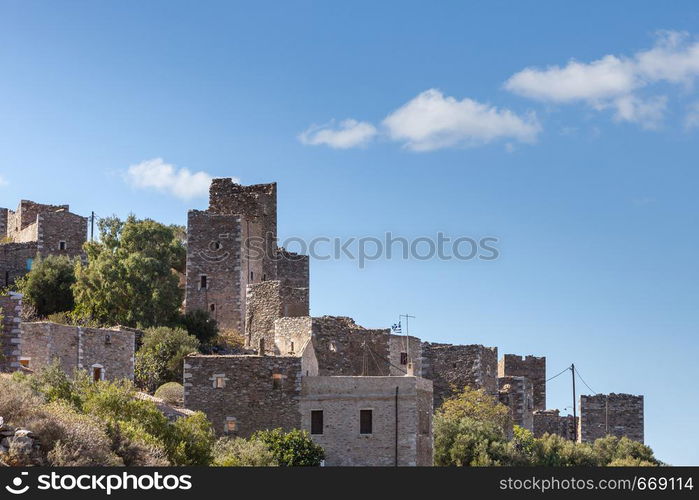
[299,89,539,152]
[0,175,7,187]
[504,31,699,128]
[505,55,638,102]
[125,158,215,200]
[382,89,540,151]
[684,101,699,129]
[298,119,377,149]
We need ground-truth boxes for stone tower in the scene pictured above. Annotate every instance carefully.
[185,179,309,338]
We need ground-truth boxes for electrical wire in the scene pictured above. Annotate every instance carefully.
[574,365,598,395]
[546,366,570,382]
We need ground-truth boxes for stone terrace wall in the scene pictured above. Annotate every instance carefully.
[498,376,534,431]
[421,343,498,408]
[0,293,22,372]
[533,410,577,440]
[498,354,546,411]
[311,316,392,377]
[578,393,644,443]
[185,210,242,332]
[300,376,433,466]
[20,322,135,380]
[183,354,303,437]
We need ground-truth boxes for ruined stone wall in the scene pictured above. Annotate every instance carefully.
[421,343,498,408]
[275,248,309,289]
[0,208,8,239]
[0,293,22,372]
[578,393,644,443]
[299,376,433,466]
[208,180,277,284]
[498,376,534,431]
[388,334,422,376]
[245,281,309,351]
[498,354,546,411]
[37,211,87,259]
[185,210,242,332]
[20,322,135,380]
[274,316,313,357]
[533,410,577,440]
[311,316,391,377]
[6,201,70,241]
[183,355,303,437]
[0,242,37,287]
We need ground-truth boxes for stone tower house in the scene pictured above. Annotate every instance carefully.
[185,179,309,337]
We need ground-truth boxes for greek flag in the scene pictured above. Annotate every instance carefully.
[391,322,402,334]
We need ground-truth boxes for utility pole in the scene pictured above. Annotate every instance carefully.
[90,211,95,242]
[571,363,577,442]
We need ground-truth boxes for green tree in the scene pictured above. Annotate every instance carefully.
[251,428,324,466]
[135,327,200,392]
[15,255,76,317]
[437,386,513,434]
[166,412,216,466]
[72,215,184,327]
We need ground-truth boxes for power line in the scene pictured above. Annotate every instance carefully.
[574,365,598,395]
[546,366,570,382]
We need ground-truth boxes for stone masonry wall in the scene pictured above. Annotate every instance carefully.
[5,201,70,241]
[498,376,534,431]
[37,211,87,259]
[0,242,37,287]
[578,393,644,443]
[300,376,433,466]
[0,293,22,372]
[275,248,309,289]
[498,354,546,411]
[388,334,422,376]
[421,343,498,408]
[245,280,309,351]
[20,322,135,380]
[274,316,313,357]
[311,316,392,377]
[0,208,7,239]
[533,410,577,440]
[185,210,242,332]
[183,354,303,437]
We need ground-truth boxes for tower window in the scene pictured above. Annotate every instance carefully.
[59,241,66,250]
[311,410,324,435]
[250,271,254,281]
[210,304,216,313]
[200,275,208,289]
[225,417,237,434]
[214,375,226,388]
[272,373,283,389]
[360,409,373,435]
[400,352,408,365]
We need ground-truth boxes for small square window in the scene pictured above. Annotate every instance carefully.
[214,375,226,388]
[272,373,283,389]
[19,358,30,368]
[225,418,237,434]
[105,334,111,345]
[311,410,323,435]
[200,275,208,289]
[210,303,216,313]
[400,352,408,365]
[59,241,66,250]
[360,409,373,435]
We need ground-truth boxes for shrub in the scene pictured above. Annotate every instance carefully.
[166,412,216,466]
[180,309,218,346]
[212,437,277,466]
[135,327,200,392]
[0,374,44,423]
[154,382,184,406]
[251,428,324,466]
[30,402,122,466]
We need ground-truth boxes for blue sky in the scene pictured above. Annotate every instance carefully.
[1,1,698,464]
